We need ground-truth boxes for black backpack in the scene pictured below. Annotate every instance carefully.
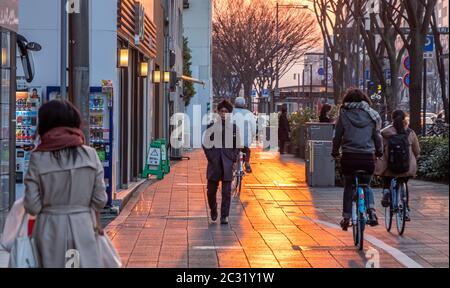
[387,130,411,173]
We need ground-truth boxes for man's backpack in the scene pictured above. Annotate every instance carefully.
[388,130,411,173]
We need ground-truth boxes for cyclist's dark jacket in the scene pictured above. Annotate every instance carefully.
[203,119,241,181]
[332,107,383,156]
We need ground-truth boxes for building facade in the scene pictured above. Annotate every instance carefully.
[10,0,165,209]
[183,0,212,148]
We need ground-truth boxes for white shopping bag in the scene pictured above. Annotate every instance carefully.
[0,198,27,252]
[97,234,122,268]
[8,236,40,268]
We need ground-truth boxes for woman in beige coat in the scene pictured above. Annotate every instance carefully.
[24,100,107,268]
[375,110,420,221]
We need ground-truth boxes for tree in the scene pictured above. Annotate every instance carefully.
[384,0,437,133]
[344,0,406,119]
[431,11,449,123]
[213,0,319,108]
[312,0,355,104]
[183,37,195,107]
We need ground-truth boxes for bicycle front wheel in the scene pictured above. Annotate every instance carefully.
[396,182,407,235]
[385,191,393,232]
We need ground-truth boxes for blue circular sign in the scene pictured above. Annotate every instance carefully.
[404,73,410,87]
[404,56,410,71]
[318,68,325,76]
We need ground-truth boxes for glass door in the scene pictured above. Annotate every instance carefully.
[0,28,16,232]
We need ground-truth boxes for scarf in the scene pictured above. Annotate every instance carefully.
[35,127,85,152]
[343,101,382,130]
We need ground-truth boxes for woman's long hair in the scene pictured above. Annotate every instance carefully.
[37,99,83,163]
[392,110,407,134]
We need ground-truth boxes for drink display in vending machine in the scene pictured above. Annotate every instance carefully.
[90,83,114,206]
[15,88,41,198]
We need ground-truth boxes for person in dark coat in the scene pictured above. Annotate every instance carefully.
[278,107,290,154]
[319,103,333,123]
[203,100,241,224]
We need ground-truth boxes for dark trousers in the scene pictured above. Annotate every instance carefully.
[242,146,251,163]
[207,180,232,218]
[341,153,376,218]
[343,174,375,218]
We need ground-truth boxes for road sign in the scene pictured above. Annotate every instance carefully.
[424,35,434,52]
[403,56,410,71]
[274,88,280,97]
[317,68,325,76]
[384,69,391,80]
[263,89,269,98]
[403,73,410,87]
[424,52,433,59]
[251,89,257,97]
[365,70,370,80]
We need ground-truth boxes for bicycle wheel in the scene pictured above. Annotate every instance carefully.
[357,213,365,251]
[352,199,358,246]
[385,191,393,232]
[396,182,407,235]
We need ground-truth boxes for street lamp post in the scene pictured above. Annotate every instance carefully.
[274,1,309,113]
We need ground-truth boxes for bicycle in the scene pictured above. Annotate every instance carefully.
[231,151,246,197]
[384,177,409,235]
[351,170,371,251]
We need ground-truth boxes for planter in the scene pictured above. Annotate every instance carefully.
[297,125,306,159]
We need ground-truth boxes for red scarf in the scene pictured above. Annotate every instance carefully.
[35,127,85,152]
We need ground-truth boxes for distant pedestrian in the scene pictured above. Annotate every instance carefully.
[319,103,333,123]
[375,110,420,221]
[278,107,290,154]
[203,100,241,225]
[332,88,383,231]
[24,100,108,267]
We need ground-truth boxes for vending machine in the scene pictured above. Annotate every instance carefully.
[15,88,42,198]
[89,82,114,207]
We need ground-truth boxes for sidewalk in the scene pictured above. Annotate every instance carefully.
[105,149,449,268]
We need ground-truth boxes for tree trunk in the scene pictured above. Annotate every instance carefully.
[385,68,401,120]
[408,35,425,134]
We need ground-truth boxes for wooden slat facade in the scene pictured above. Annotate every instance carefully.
[117,0,157,58]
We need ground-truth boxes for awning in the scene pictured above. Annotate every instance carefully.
[179,75,206,88]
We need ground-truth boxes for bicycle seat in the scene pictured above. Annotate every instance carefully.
[353,170,369,176]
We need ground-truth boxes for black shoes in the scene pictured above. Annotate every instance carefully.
[405,209,411,221]
[340,218,350,231]
[244,162,252,173]
[210,208,218,222]
[368,209,379,226]
[381,191,391,208]
[220,216,229,225]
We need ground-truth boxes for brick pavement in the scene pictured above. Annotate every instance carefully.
[105,149,449,268]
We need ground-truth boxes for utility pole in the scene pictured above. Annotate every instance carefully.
[309,64,313,109]
[69,0,90,142]
[274,0,279,114]
[61,0,67,99]
[422,58,427,136]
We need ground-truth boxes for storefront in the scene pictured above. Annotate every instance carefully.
[0,0,18,231]
[117,0,157,188]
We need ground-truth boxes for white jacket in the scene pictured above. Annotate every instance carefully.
[233,108,257,147]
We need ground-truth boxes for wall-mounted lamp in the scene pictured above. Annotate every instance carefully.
[119,48,129,67]
[152,70,161,83]
[164,71,171,83]
[139,62,149,77]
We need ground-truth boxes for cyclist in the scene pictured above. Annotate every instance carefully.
[375,110,420,221]
[233,97,256,173]
[332,88,383,231]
